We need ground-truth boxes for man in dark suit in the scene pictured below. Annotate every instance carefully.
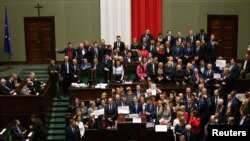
[227,92,241,122]
[210,89,224,114]
[66,118,81,141]
[124,52,135,63]
[0,78,14,95]
[206,34,219,65]
[130,96,143,114]
[56,42,76,62]
[240,53,250,78]
[72,59,80,82]
[11,119,26,141]
[145,98,156,122]
[113,35,125,52]
[204,63,215,96]
[6,75,15,91]
[171,40,184,61]
[221,68,234,93]
[164,30,175,47]
[30,115,47,141]
[105,98,117,126]
[194,40,206,62]
[185,98,197,114]
[75,43,88,64]
[61,56,74,96]
[175,32,185,44]
[102,55,112,81]
[146,58,157,81]
[183,41,195,63]
[186,30,196,46]
[148,39,157,56]
[140,29,153,43]
[47,59,60,97]
[184,124,196,141]
[239,110,250,125]
[229,58,240,89]
[89,42,100,64]
[195,29,208,43]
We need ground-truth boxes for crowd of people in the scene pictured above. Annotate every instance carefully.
[0,72,45,96]
[2,28,250,141]
[59,28,250,141]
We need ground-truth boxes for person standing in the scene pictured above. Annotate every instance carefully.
[47,59,60,97]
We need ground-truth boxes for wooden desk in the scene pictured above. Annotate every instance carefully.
[69,83,193,102]
[85,122,174,141]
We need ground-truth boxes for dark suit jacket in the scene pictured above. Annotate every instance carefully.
[141,34,154,43]
[65,125,81,141]
[230,64,240,80]
[195,33,208,42]
[75,47,89,64]
[57,48,76,60]
[239,116,250,125]
[206,41,218,63]
[11,125,25,141]
[186,36,196,45]
[0,85,11,95]
[171,46,183,59]
[185,103,197,114]
[47,64,60,80]
[241,59,250,73]
[61,62,74,78]
[210,96,224,114]
[130,103,143,114]
[146,63,157,79]
[184,131,196,141]
[222,74,234,93]
[124,57,135,63]
[175,37,185,43]
[230,97,241,122]
[6,80,15,90]
[114,41,125,52]
[163,35,175,47]
[102,60,112,70]
[194,45,206,61]
[104,104,117,120]
[183,47,195,60]
[145,104,157,121]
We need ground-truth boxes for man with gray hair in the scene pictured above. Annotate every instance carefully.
[183,124,195,141]
[0,78,15,95]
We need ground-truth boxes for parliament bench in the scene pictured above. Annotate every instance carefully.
[0,79,54,129]
[85,122,174,141]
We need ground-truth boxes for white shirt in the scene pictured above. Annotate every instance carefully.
[76,121,85,137]
[113,66,124,76]
[243,60,247,70]
[82,49,85,56]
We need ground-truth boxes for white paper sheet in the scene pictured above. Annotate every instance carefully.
[118,106,130,114]
[93,109,104,116]
[213,73,221,79]
[132,117,141,123]
[216,59,226,68]
[155,125,168,132]
[0,128,6,135]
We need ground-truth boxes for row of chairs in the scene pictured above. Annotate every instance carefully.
[79,63,139,84]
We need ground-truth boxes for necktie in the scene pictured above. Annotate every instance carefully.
[191,36,193,43]
[187,132,190,141]
[135,104,138,113]
[215,97,218,105]
[118,42,120,47]
[243,60,247,70]
[72,127,75,133]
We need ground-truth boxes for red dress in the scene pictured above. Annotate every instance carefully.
[188,116,201,134]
